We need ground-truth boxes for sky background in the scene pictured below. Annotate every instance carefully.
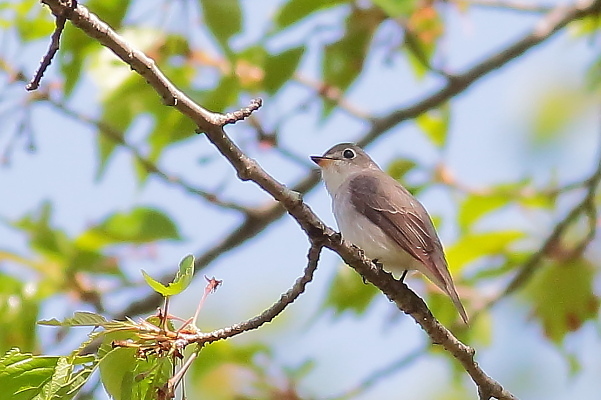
[1,0,601,399]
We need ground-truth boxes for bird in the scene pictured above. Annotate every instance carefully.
[311,143,468,323]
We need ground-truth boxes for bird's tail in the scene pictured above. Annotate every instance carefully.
[424,258,469,324]
[444,281,469,324]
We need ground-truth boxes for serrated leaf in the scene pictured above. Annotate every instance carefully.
[275,0,348,29]
[142,254,195,297]
[0,348,60,400]
[38,311,108,327]
[322,266,379,316]
[264,47,305,94]
[99,347,137,400]
[524,259,599,343]
[200,0,242,54]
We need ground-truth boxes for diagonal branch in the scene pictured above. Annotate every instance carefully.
[117,0,601,319]
[32,0,601,398]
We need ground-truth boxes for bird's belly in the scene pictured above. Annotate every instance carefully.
[332,198,417,273]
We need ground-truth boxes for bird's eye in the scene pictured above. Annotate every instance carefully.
[343,149,355,159]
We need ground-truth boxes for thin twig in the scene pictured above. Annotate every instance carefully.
[27,0,76,90]
[177,240,322,343]
[293,74,372,120]
[115,0,601,322]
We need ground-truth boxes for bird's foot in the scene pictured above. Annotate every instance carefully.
[372,258,384,269]
[330,231,343,243]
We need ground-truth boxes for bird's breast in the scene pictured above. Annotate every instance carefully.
[331,186,417,273]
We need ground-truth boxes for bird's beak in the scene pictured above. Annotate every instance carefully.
[310,156,333,167]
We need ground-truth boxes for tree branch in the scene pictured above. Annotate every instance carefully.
[117,0,601,319]
[32,0,601,398]
[179,239,322,342]
[26,0,75,90]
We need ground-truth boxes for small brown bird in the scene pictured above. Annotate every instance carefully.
[312,143,468,323]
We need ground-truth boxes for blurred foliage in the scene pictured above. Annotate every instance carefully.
[523,259,599,343]
[1,0,601,399]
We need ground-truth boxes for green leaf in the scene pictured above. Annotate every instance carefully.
[263,47,305,94]
[187,340,270,400]
[38,311,108,327]
[90,30,195,179]
[59,28,97,96]
[199,0,242,54]
[78,207,180,247]
[529,86,585,146]
[99,334,172,400]
[12,202,71,259]
[34,356,95,400]
[0,348,60,400]
[386,158,417,181]
[445,230,524,271]
[322,8,381,114]
[524,259,599,343]
[142,254,195,297]
[0,273,39,354]
[458,193,508,231]
[371,0,415,17]
[201,74,241,113]
[99,347,136,400]
[415,106,449,148]
[86,0,129,29]
[147,109,196,164]
[14,0,54,41]
[275,0,349,29]
[322,266,379,316]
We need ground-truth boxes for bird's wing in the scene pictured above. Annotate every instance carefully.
[348,172,446,282]
[348,172,468,323]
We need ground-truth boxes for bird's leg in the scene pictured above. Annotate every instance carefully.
[372,258,383,269]
[400,270,408,283]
